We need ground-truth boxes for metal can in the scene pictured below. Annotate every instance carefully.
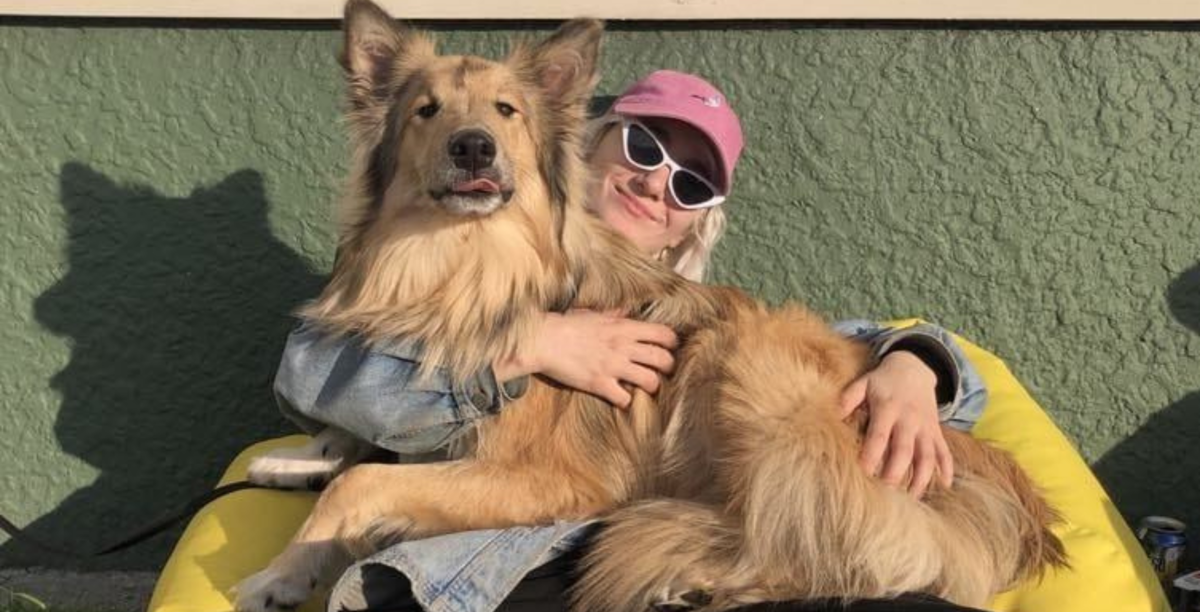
[1137,516,1188,584]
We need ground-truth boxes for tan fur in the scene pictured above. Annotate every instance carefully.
[234,3,1066,611]
[572,305,1066,611]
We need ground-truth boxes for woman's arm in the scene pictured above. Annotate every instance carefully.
[273,321,526,454]
[274,311,678,453]
[493,310,679,408]
[831,320,990,497]
[832,320,988,429]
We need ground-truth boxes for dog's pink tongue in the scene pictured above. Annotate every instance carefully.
[453,178,500,194]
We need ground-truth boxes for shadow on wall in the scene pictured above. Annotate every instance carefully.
[0,163,324,570]
[1094,261,1200,569]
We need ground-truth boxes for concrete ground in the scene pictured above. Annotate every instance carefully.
[0,569,156,611]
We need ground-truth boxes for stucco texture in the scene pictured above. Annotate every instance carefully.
[0,21,1196,570]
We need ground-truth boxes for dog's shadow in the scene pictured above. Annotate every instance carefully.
[0,162,324,569]
[1094,261,1200,568]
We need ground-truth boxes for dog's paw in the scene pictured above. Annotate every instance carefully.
[247,447,343,490]
[233,567,316,612]
[248,429,376,490]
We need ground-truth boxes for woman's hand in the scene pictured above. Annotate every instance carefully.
[496,309,678,408]
[838,351,953,497]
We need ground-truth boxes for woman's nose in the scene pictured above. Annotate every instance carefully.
[637,166,672,200]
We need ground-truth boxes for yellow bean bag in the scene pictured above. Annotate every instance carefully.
[148,328,1170,612]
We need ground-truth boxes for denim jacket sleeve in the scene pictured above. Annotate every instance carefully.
[830,320,988,431]
[272,321,529,454]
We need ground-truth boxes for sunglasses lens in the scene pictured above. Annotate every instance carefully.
[626,124,664,167]
[672,170,717,207]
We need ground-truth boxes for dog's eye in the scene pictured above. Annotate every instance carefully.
[495,102,517,117]
[416,102,440,119]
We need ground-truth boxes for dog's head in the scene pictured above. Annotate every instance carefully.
[340,0,603,219]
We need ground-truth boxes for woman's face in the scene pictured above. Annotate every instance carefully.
[587,117,721,256]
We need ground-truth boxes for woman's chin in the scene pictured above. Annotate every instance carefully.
[591,202,654,253]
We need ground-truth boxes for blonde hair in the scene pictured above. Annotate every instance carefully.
[583,114,728,283]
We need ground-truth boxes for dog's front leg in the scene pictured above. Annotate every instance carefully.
[234,460,608,612]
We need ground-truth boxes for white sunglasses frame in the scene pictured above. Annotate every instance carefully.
[619,119,726,210]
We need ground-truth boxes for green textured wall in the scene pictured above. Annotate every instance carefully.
[0,20,1197,571]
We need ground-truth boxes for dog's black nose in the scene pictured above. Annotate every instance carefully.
[448,130,496,172]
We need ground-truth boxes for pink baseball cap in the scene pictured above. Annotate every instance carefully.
[611,70,744,195]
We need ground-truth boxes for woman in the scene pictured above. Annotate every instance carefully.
[275,70,988,612]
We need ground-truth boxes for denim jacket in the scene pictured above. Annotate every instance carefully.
[272,319,988,612]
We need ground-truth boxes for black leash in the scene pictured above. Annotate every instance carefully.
[0,480,273,559]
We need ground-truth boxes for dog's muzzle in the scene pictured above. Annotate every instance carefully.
[430,129,515,216]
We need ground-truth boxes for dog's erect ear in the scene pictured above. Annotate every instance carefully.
[507,20,603,217]
[523,19,604,108]
[340,0,434,106]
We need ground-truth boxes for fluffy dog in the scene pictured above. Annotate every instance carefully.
[236,2,1066,611]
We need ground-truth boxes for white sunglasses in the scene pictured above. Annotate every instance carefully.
[620,119,726,210]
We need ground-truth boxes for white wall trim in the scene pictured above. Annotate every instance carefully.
[2,0,1200,21]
